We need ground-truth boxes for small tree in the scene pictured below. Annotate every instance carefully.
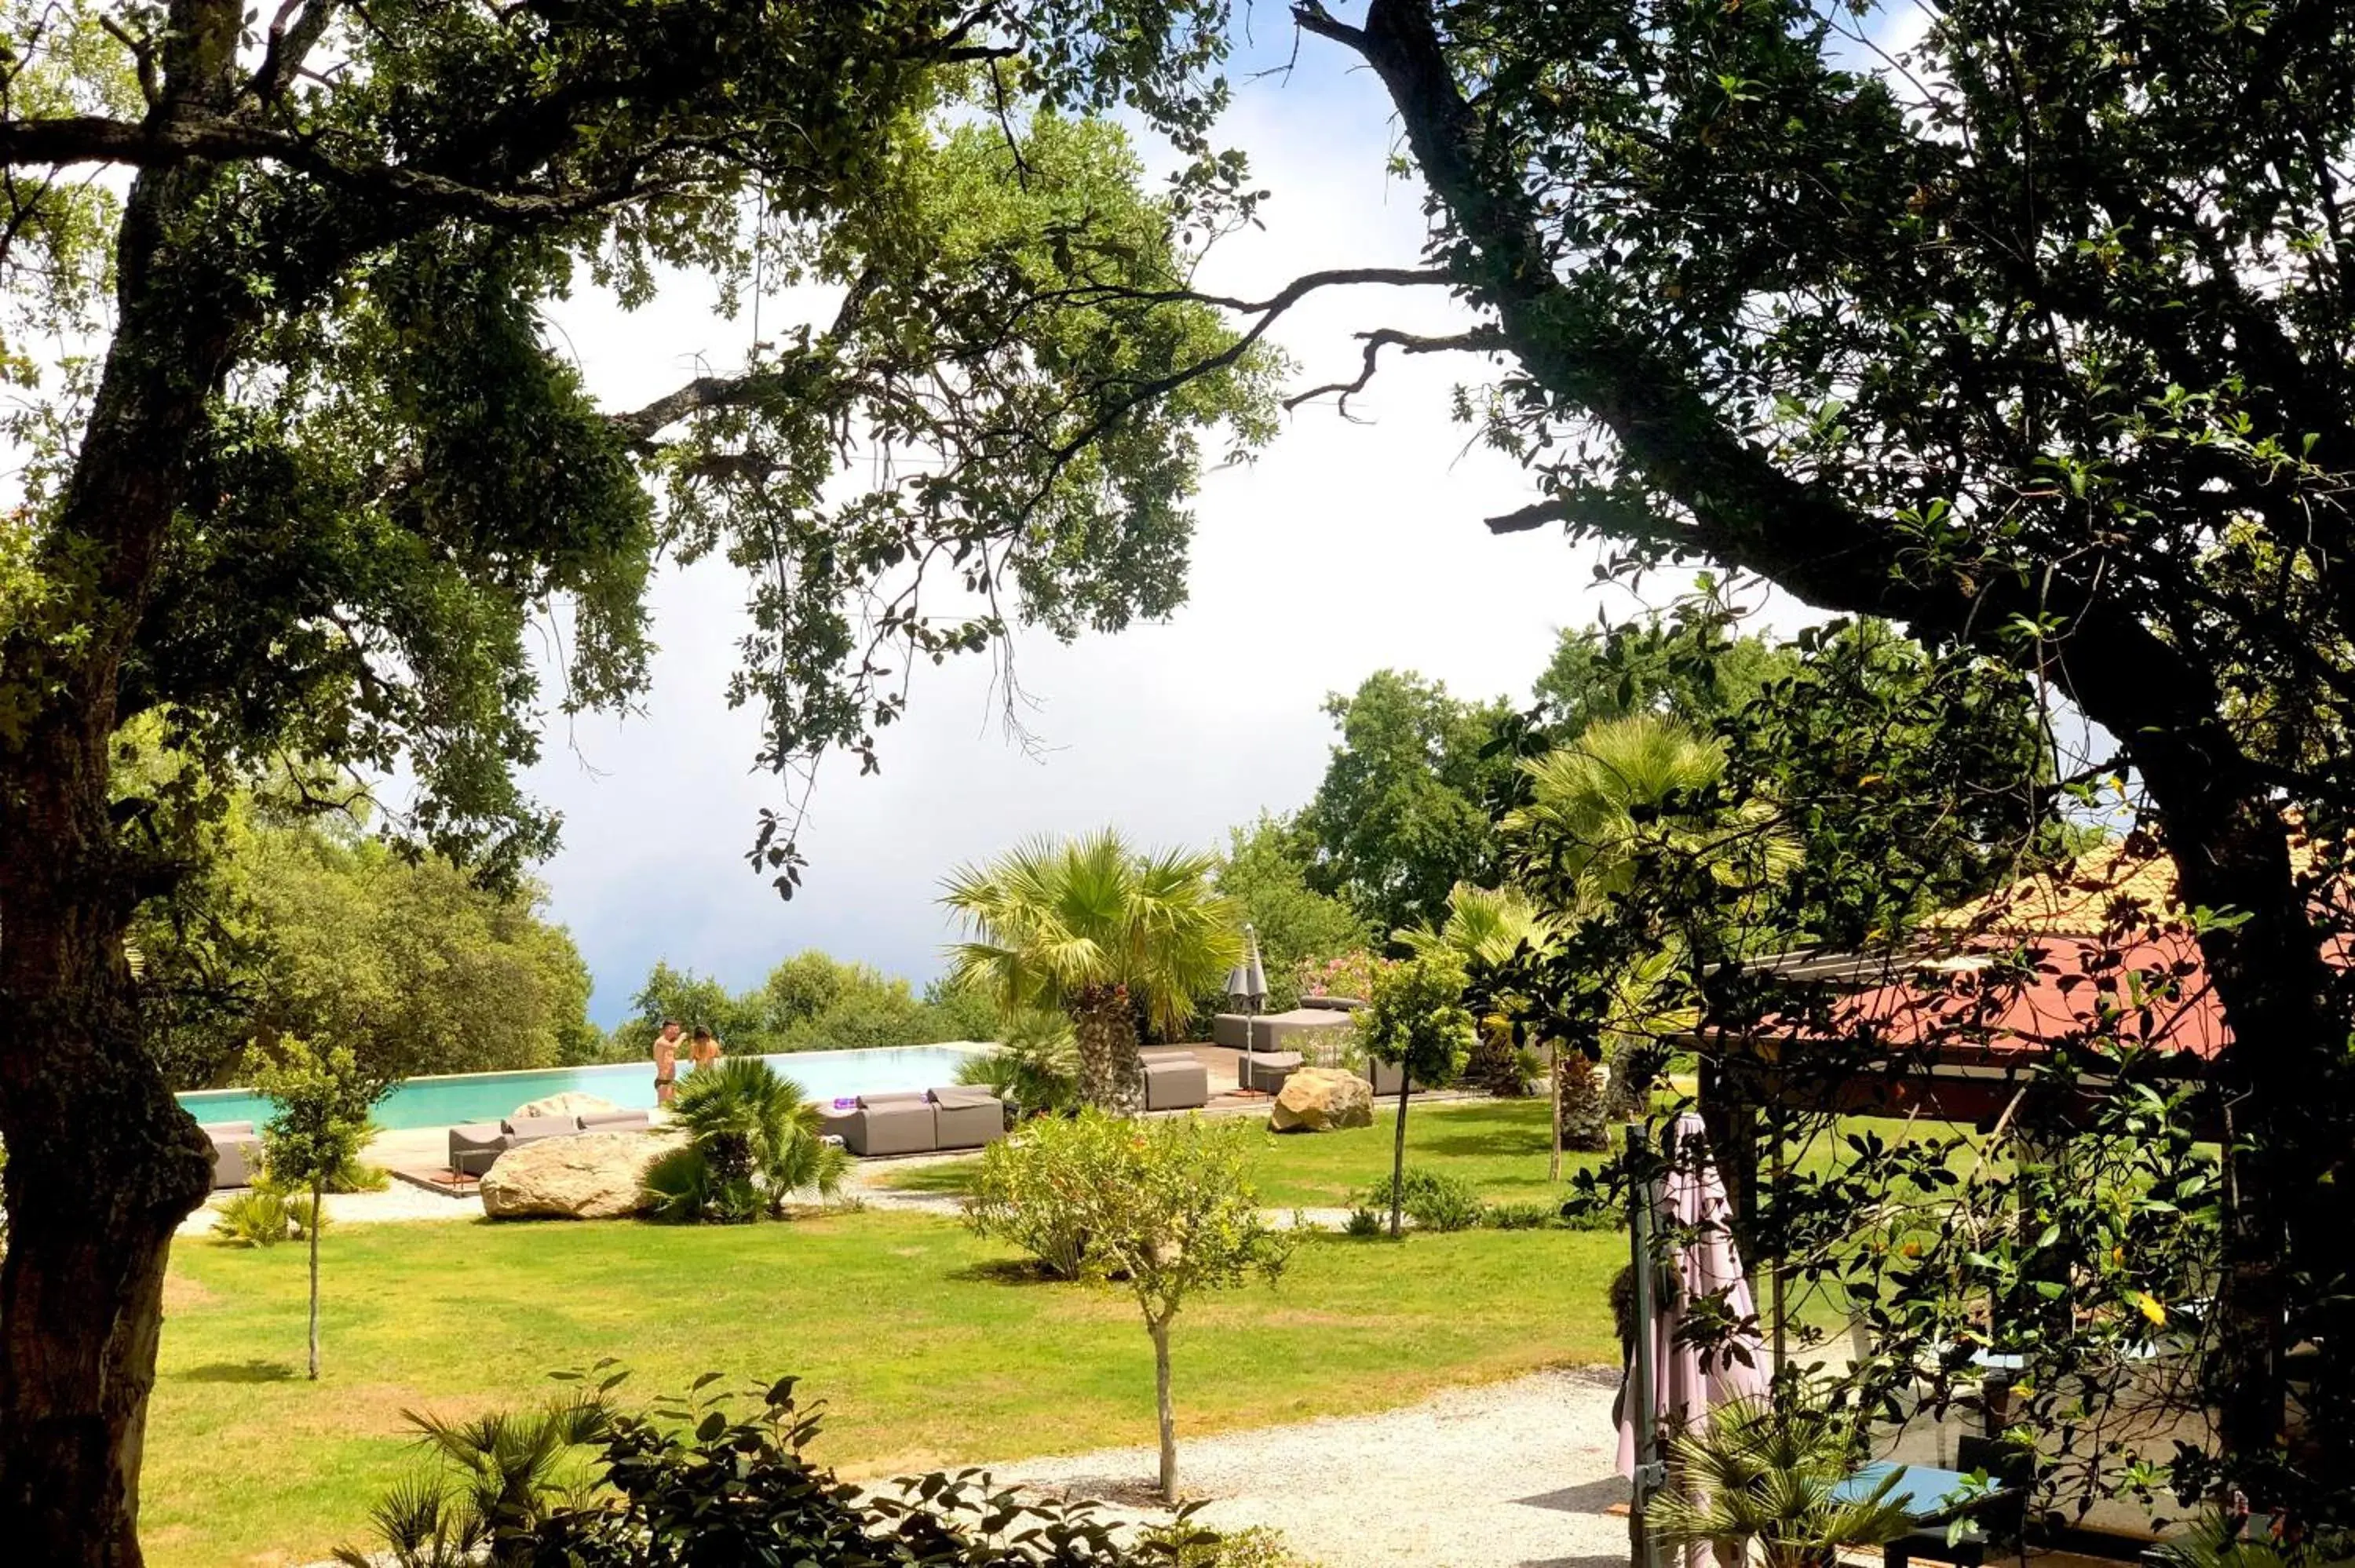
[1356,955,1476,1239]
[246,1038,390,1379]
[964,1112,1291,1501]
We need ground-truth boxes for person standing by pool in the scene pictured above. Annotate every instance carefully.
[689,1023,721,1073]
[652,1019,683,1106]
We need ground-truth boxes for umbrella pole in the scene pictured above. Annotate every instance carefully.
[1627,1121,1663,1568]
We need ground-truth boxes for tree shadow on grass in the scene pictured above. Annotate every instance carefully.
[175,1358,298,1384]
[944,1258,1074,1288]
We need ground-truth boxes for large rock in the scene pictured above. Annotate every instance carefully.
[509,1090,620,1121]
[1269,1067,1373,1132]
[480,1130,683,1220]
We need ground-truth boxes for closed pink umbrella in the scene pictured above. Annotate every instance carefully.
[1617,1112,1769,1565]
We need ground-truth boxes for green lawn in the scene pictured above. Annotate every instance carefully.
[147,1205,1619,1568]
[878,1097,1608,1207]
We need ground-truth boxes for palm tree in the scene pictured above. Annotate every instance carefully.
[1505,715,1796,1143]
[1645,1398,1915,1568]
[644,1057,846,1222]
[338,1395,611,1567]
[1400,883,1571,1167]
[940,830,1241,1114]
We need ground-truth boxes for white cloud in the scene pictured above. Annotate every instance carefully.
[528,53,1663,1021]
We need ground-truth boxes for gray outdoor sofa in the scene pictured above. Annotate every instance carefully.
[447,1107,655,1179]
[201,1121,265,1189]
[1137,1045,1210,1111]
[817,1087,1008,1158]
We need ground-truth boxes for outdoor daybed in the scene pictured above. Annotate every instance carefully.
[818,1088,1008,1157]
[201,1121,264,1190]
[1244,995,1363,1056]
[447,1107,655,1179]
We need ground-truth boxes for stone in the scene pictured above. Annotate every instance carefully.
[509,1090,621,1121]
[480,1130,684,1220]
[1269,1067,1374,1132]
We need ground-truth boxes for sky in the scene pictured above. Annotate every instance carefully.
[525,12,1836,1025]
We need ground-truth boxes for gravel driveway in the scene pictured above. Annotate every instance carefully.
[984,1367,1632,1568]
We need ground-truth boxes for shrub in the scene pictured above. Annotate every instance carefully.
[1482,1200,1561,1231]
[962,1112,1126,1278]
[1342,1206,1386,1238]
[339,1369,1235,1568]
[955,1010,1083,1117]
[644,1057,846,1223]
[1137,1520,1314,1567]
[212,1184,328,1247]
[1356,1166,1482,1233]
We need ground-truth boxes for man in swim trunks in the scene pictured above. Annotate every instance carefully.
[652,1019,683,1105]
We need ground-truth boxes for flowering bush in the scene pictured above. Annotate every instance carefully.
[1295,949,1389,1005]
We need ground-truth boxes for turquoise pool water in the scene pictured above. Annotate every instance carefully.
[177,1044,989,1132]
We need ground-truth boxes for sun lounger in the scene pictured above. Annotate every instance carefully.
[930,1086,1007,1150]
[1211,1013,1251,1049]
[448,1123,506,1179]
[575,1108,650,1132]
[200,1121,264,1190]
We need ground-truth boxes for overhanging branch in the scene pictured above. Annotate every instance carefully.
[1283,324,1503,412]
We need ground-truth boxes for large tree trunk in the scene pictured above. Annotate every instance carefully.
[0,805,214,1568]
[0,11,252,1553]
[1071,986,1145,1114]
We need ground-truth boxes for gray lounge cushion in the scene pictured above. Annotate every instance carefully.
[575,1108,650,1132]
[843,1097,934,1157]
[930,1086,1006,1150]
[204,1125,264,1189]
[1238,1050,1304,1095]
[1300,995,1364,1012]
[499,1114,579,1144]
[1211,1014,1251,1049]
[1142,1057,1210,1112]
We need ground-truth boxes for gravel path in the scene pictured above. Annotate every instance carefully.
[176,1180,475,1238]
[984,1368,1631,1568]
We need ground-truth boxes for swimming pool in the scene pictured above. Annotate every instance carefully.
[177,1044,992,1132]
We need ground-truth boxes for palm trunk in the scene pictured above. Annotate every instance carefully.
[307,1176,323,1380]
[1150,1315,1178,1504]
[1389,1075,1412,1239]
[1072,986,1145,1115]
[1559,1049,1608,1154]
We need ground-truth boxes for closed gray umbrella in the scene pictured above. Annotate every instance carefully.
[1227,926,1269,1089]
